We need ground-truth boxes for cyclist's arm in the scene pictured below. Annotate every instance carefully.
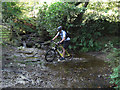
[60,31,66,43]
[52,32,59,41]
[60,37,65,43]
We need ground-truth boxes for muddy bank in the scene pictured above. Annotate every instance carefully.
[1,45,112,88]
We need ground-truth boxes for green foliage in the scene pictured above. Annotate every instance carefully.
[36,2,50,41]
[36,2,49,36]
[104,41,120,88]
[2,2,22,23]
[2,1,119,53]
[71,19,104,52]
[83,1,119,35]
[36,1,119,52]
[1,25,11,43]
[2,2,36,44]
[37,2,82,37]
[71,1,119,52]
[85,2,119,22]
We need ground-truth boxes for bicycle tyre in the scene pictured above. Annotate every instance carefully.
[45,49,56,62]
[66,49,74,61]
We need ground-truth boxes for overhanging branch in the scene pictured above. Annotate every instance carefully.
[73,1,89,25]
[75,2,82,6]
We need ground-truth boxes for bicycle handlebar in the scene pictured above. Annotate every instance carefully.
[52,41,61,45]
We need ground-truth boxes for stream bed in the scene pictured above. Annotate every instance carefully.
[1,45,112,88]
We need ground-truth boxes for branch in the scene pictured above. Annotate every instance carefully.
[73,1,89,25]
[75,2,82,6]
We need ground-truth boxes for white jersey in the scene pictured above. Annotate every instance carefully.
[56,30,70,41]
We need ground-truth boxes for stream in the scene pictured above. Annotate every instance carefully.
[1,45,112,88]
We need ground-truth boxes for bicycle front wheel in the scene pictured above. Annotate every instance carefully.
[45,49,56,62]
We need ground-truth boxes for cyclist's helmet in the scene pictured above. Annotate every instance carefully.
[57,26,62,31]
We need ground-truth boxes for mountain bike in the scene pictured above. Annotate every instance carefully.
[45,41,73,62]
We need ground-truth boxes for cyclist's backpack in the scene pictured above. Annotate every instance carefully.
[66,31,71,38]
[65,26,71,38]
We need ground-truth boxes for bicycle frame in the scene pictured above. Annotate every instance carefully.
[53,42,70,57]
[45,41,73,62]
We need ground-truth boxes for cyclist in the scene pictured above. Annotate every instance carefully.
[52,26,70,61]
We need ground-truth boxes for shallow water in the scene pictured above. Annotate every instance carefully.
[2,47,111,88]
[45,53,111,88]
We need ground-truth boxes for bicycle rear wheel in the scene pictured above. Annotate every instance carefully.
[45,49,56,62]
[65,49,74,61]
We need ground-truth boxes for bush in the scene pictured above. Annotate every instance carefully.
[36,2,50,41]
[71,19,104,52]
[104,41,120,88]
[37,2,82,37]
[2,2,37,45]
[37,2,119,52]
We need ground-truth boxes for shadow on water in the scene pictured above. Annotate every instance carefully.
[45,53,111,88]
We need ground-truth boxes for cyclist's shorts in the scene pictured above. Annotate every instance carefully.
[61,40,70,49]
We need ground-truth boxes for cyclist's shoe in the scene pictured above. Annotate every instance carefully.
[58,57,65,62]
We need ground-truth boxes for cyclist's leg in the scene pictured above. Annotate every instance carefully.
[63,41,73,60]
[62,46,65,58]
[63,40,70,49]
[62,40,70,58]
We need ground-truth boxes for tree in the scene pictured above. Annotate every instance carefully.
[73,1,89,25]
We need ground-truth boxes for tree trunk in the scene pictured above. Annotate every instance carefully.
[75,2,82,6]
[73,2,89,25]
